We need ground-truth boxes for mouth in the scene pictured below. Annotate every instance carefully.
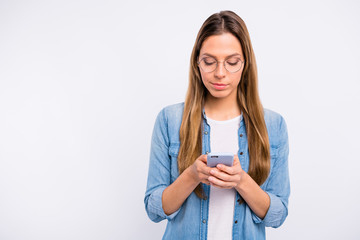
[211,83,227,90]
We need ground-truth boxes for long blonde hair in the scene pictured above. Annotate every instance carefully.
[178,10,270,199]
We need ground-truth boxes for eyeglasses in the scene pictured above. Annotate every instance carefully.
[197,56,244,73]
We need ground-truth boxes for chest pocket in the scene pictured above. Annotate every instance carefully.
[168,143,180,183]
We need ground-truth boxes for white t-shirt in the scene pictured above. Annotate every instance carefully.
[206,115,241,240]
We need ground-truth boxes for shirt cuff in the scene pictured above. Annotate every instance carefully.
[251,191,286,227]
[148,186,181,221]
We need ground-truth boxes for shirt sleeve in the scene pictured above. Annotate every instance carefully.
[144,108,181,222]
[252,115,290,228]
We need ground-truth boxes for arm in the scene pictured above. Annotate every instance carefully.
[144,109,174,222]
[144,109,212,221]
[253,116,290,227]
[235,171,270,219]
[162,156,208,215]
[162,168,198,215]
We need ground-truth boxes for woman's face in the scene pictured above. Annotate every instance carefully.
[198,32,244,101]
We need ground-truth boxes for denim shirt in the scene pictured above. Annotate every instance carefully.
[144,102,290,240]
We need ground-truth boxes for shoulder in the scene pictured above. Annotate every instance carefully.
[156,102,184,125]
[155,102,184,143]
[160,102,185,120]
[263,108,288,148]
[263,108,285,128]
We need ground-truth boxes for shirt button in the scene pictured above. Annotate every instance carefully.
[235,220,238,224]
[204,196,208,200]
[237,198,240,202]
[240,134,243,137]
[204,131,208,135]
[202,220,206,223]
[240,152,243,155]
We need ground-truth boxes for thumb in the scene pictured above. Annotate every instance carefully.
[199,154,208,163]
[233,154,242,168]
[234,154,241,164]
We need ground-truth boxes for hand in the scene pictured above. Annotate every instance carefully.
[188,154,212,185]
[208,154,245,189]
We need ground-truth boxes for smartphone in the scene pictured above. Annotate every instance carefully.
[207,152,234,168]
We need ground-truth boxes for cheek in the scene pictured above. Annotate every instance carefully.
[200,72,211,85]
[231,72,243,86]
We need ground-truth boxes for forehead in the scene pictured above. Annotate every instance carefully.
[199,33,243,58]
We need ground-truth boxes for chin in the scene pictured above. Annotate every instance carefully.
[208,90,230,99]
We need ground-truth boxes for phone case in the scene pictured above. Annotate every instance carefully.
[207,152,234,167]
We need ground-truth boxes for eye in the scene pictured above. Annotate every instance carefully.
[203,57,216,65]
[226,57,241,66]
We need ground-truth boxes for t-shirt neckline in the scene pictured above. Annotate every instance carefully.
[206,115,242,124]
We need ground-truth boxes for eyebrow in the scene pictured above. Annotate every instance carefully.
[200,53,242,59]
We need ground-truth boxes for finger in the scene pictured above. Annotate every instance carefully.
[208,176,235,189]
[197,165,211,185]
[209,168,232,182]
[210,182,233,189]
[196,161,212,175]
[194,166,210,181]
[201,180,211,185]
[233,155,242,166]
[216,164,236,175]
[194,156,208,168]
[199,172,210,180]
[198,154,208,163]
[199,166,212,177]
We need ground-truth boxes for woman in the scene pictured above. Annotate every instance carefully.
[144,10,290,240]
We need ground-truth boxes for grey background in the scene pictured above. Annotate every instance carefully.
[1,0,359,239]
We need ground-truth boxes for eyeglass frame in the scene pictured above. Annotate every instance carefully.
[197,56,244,73]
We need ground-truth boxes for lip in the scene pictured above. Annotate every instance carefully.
[211,83,227,90]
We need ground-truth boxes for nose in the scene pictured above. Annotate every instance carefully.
[214,62,226,79]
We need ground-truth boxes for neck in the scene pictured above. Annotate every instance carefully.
[204,93,241,121]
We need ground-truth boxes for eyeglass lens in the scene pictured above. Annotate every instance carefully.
[198,57,242,73]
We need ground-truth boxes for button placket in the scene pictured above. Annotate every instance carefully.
[200,117,211,239]
[237,128,247,171]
